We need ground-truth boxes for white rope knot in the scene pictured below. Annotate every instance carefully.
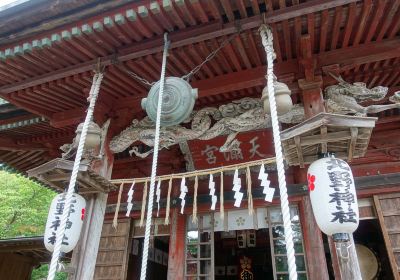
[259,24,277,61]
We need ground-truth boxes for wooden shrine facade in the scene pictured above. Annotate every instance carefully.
[0,0,400,279]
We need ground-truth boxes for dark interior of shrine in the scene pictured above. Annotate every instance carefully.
[214,229,274,279]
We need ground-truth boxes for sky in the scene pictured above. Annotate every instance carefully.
[0,0,17,6]
[0,0,25,9]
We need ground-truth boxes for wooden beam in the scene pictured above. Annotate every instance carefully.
[0,0,361,95]
[319,39,400,70]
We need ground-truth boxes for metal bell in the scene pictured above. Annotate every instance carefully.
[141,77,198,127]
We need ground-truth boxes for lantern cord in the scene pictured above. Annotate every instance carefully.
[259,24,298,280]
[140,33,170,280]
[47,72,104,280]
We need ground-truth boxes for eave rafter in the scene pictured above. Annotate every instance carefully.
[0,0,362,95]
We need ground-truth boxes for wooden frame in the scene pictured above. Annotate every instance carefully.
[281,113,377,167]
[374,194,400,280]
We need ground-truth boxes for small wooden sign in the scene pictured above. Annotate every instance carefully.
[188,130,274,170]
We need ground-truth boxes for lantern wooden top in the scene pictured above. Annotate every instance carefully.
[280,113,378,168]
[27,158,117,195]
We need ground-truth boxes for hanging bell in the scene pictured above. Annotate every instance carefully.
[141,77,198,127]
[75,120,102,149]
[261,79,293,116]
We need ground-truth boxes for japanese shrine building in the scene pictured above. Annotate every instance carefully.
[0,0,400,280]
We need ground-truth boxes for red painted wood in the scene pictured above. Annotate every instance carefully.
[188,130,275,170]
[167,208,185,280]
[299,196,330,280]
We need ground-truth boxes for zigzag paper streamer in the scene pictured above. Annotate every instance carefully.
[156,180,161,217]
[258,164,274,202]
[209,174,217,210]
[232,169,243,207]
[125,180,135,217]
[179,177,188,214]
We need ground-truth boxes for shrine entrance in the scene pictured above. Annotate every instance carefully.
[214,229,273,279]
[185,206,308,280]
[127,219,170,280]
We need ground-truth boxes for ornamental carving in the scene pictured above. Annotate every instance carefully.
[108,77,400,158]
[109,98,305,157]
[325,75,400,116]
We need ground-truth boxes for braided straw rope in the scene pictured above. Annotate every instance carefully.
[139,33,170,280]
[259,24,297,280]
[47,72,103,280]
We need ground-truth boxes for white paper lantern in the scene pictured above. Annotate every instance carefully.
[308,156,359,239]
[44,193,86,253]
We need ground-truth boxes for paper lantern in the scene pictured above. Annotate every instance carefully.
[44,193,86,253]
[307,156,359,241]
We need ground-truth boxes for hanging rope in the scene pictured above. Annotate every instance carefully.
[139,180,148,227]
[124,32,240,86]
[246,166,254,216]
[220,171,224,220]
[112,182,124,229]
[140,33,170,280]
[47,71,104,280]
[164,176,173,225]
[192,175,199,224]
[112,158,275,185]
[259,24,298,280]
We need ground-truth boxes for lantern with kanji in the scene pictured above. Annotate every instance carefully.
[307,155,359,241]
[44,193,86,253]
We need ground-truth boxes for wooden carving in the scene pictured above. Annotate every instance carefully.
[105,77,400,158]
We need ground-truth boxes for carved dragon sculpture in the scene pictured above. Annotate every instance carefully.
[83,77,400,158]
[109,98,305,157]
[325,74,400,116]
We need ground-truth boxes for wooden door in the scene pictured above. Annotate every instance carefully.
[374,194,400,280]
[94,219,131,280]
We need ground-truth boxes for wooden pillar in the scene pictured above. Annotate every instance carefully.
[167,208,185,280]
[298,34,325,119]
[298,76,325,119]
[328,235,362,280]
[69,131,114,280]
[300,196,329,280]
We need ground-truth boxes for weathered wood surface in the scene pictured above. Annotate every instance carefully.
[374,194,400,280]
[328,235,362,280]
[69,133,115,280]
[281,113,377,166]
[299,196,329,280]
[335,235,362,280]
[92,219,131,280]
[0,253,36,280]
[167,208,185,280]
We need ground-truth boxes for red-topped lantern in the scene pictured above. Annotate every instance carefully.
[307,154,359,242]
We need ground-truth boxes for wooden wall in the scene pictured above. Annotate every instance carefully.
[0,253,35,280]
[374,193,400,280]
[94,219,131,280]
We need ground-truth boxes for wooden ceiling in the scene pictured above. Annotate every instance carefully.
[0,0,399,177]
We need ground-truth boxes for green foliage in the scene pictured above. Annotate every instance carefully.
[0,170,68,279]
[30,264,67,280]
[0,170,56,238]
